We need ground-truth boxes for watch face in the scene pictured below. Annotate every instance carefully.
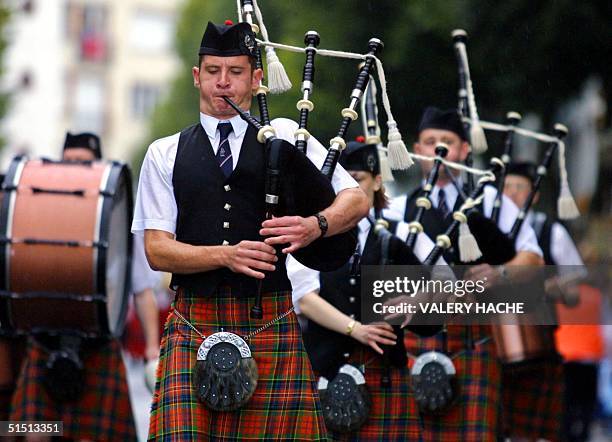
[318,214,328,233]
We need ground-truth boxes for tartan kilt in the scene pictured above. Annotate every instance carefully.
[10,338,137,441]
[320,345,421,442]
[149,288,327,441]
[502,359,564,441]
[404,325,502,442]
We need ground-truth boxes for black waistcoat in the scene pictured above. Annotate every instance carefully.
[403,187,462,264]
[303,223,410,378]
[170,123,290,297]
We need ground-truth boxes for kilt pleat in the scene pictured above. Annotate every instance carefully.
[10,338,137,441]
[148,288,327,441]
[502,359,563,441]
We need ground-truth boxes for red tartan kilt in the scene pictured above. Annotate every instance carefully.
[502,359,564,441]
[404,325,502,441]
[318,345,421,442]
[10,338,136,441]
[149,288,327,441]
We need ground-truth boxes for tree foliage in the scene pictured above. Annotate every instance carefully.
[135,0,611,169]
[0,5,10,150]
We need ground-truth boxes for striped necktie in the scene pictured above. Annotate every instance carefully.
[438,188,450,217]
[216,122,233,178]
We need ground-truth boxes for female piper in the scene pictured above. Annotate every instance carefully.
[287,137,441,441]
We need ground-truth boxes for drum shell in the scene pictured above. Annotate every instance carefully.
[0,157,132,338]
[492,324,558,366]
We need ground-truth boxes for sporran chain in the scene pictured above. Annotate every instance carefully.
[172,306,295,342]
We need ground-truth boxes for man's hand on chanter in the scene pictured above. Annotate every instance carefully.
[260,216,321,254]
[224,240,278,279]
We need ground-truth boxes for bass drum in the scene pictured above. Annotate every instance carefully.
[0,156,132,339]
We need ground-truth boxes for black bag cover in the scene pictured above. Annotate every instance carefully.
[466,210,516,265]
[267,138,357,271]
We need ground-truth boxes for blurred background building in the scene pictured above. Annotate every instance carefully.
[0,1,609,440]
[0,0,184,167]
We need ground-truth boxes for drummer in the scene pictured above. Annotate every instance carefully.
[9,132,160,441]
[64,132,161,362]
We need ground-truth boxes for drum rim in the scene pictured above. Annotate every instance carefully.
[96,161,133,338]
[0,155,28,334]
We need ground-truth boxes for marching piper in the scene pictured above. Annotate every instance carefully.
[504,162,583,269]
[502,161,586,442]
[132,20,368,440]
[288,137,444,440]
[383,107,544,440]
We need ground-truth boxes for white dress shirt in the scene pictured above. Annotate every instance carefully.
[526,212,583,266]
[131,234,162,294]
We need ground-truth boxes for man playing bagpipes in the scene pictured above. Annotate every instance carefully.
[383,107,544,440]
[132,20,369,440]
[288,138,448,440]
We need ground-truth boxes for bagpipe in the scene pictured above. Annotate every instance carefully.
[405,144,449,250]
[452,29,487,193]
[423,157,513,266]
[450,28,579,224]
[361,76,395,182]
[508,124,570,239]
[490,111,522,223]
[233,6,424,423]
[234,0,419,318]
[447,27,581,368]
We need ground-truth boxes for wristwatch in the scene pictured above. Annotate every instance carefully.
[315,213,328,238]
